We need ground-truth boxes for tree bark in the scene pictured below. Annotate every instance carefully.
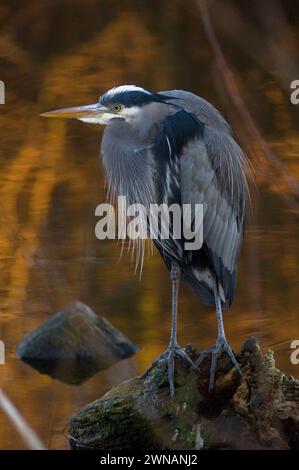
[69,338,299,450]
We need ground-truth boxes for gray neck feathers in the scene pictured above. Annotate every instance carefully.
[101,118,156,208]
[100,102,173,207]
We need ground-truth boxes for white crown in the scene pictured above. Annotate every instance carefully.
[105,85,150,98]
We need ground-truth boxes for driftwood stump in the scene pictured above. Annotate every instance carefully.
[69,338,299,450]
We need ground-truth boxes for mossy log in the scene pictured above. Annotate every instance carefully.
[69,338,299,450]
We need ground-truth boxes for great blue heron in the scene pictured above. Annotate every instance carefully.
[42,85,250,396]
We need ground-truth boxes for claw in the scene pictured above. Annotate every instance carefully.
[193,337,242,392]
[142,345,195,397]
[167,349,175,397]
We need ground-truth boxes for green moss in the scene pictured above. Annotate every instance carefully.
[183,424,197,447]
[69,339,299,450]
[70,394,160,450]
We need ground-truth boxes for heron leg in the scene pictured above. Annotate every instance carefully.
[193,279,242,392]
[169,261,180,348]
[142,262,193,397]
[167,262,184,396]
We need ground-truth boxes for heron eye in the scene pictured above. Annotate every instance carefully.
[112,104,121,112]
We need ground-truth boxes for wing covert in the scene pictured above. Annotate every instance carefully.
[151,108,247,303]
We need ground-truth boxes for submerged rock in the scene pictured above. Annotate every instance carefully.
[69,338,299,450]
[17,301,138,384]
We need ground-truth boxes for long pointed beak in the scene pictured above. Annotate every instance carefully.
[41,103,106,119]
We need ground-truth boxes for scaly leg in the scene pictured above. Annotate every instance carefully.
[143,262,194,397]
[194,279,242,392]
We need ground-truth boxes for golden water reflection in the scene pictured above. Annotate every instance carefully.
[0,0,299,449]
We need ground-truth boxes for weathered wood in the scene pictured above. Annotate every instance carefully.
[17,301,138,384]
[69,338,299,450]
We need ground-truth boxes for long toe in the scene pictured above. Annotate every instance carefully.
[192,347,213,369]
[143,345,194,397]
[141,351,168,378]
[220,340,243,376]
[167,345,194,397]
[210,339,242,391]
[167,349,175,398]
[208,350,219,392]
[174,346,195,367]
[193,339,242,393]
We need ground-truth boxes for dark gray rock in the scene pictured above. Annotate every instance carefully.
[17,301,138,384]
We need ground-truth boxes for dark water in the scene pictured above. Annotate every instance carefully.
[0,0,299,449]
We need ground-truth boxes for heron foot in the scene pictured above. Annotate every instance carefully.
[142,344,194,398]
[193,337,242,393]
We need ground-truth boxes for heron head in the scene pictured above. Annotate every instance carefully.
[41,85,178,125]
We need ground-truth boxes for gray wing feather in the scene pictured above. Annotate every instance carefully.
[159,89,231,132]
[156,91,249,301]
[181,129,246,279]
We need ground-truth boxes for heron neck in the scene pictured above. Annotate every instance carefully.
[101,119,156,208]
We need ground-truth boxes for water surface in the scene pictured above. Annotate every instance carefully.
[0,0,299,449]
